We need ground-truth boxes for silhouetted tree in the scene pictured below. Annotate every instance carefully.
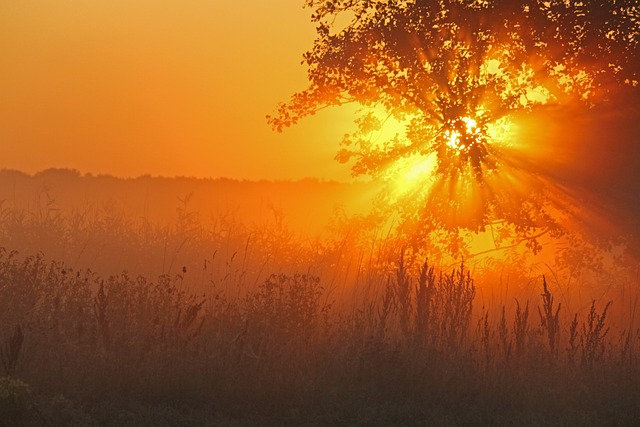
[269,0,639,254]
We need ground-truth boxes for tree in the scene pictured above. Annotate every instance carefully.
[268,0,640,255]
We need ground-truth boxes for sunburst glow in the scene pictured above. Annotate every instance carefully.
[444,117,482,151]
[270,0,640,260]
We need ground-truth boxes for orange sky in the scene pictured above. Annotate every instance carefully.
[0,0,354,180]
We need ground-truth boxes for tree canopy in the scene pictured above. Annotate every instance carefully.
[268,0,640,254]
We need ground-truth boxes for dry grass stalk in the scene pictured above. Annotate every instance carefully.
[537,276,561,358]
[93,282,110,350]
[395,253,412,339]
[376,276,394,342]
[513,299,529,360]
[414,259,435,349]
[568,313,579,365]
[1,325,23,376]
[498,306,511,362]
[437,263,475,351]
[581,300,611,365]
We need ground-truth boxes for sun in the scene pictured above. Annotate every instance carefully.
[444,117,483,152]
[366,107,518,202]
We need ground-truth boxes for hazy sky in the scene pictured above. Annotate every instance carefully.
[0,1,354,180]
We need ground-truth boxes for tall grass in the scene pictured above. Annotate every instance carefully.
[0,201,639,425]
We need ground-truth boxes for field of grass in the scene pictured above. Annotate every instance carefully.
[1,175,640,426]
